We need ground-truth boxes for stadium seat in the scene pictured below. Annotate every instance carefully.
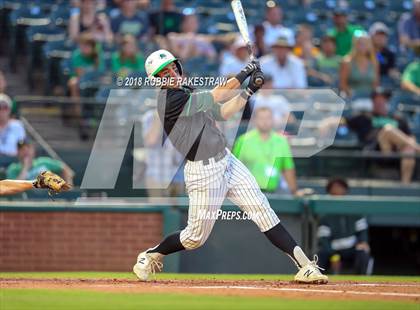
[307,76,328,87]
[49,3,70,28]
[79,70,109,98]
[25,24,66,90]
[389,90,420,114]
[196,0,229,10]
[8,5,50,71]
[1,0,24,11]
[59,57,73,92]
[396,56,411,72]
[183,56,210,76]
[310,0,335,10]
[204,61,220,78]
[31,0,65,10]
[0,0,24,43]
[387,0,412,13]
[333,126,360,148]
[102,43,118,68]
[139,40,160,57]
[43,39,75,59]
[348,0,376,11]
[413,114,420,142]
[380,76,399,89]
[95,85,113,104]
[289,10,317,25]
[43,40,76,95]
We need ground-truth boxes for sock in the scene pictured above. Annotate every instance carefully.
[146,231,185,255]
[264,223,311,268]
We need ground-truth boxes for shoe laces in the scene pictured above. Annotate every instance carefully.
[148,255,163,275]
[310,255,325,272]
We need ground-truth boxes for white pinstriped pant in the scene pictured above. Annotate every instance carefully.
[180,149,280,250]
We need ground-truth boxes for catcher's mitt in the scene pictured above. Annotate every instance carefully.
[33,171,72,195]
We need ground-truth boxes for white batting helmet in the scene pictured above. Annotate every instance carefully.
[145,49,183,77]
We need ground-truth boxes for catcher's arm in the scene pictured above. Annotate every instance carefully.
[0,180,34,196]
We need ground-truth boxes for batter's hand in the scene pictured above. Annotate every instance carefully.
[235,60,260,84]
[243,70,264,97]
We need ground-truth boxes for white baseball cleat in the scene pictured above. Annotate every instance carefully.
[294,255,329,284]
[133,249,163,281]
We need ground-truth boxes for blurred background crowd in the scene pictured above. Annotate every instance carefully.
[1,0,419,192]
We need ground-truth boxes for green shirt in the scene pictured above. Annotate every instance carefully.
[7,157,64,180]
[71,48,105,77]
[232,130,294,192]
[348,59,376,95]
[111,52,145,78]
[327,24,364,56]
[314,53,342,83]
[402,61,420,88]
[372,116,398,129]
[10,98,18,116]
[315,54,342,72]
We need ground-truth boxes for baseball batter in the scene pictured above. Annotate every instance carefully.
[133,49,328,283]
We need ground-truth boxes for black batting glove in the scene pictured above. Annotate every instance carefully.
[235,59,260,84]
[241,70,264,99]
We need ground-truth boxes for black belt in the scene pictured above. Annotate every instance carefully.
[202,149,227,166]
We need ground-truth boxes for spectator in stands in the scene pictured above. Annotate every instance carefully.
[251,75,296,131]
[0,70,18,117]
[69,0,113,44]
[260,36,307,89]
[254,24,267,58]
[293,24,320,63]
[317,178,372,275]
[369,22,399,81]
[232,107,297,194]
[137,0,150,10]
[259,2,294,47]
[320,87,419,183]
[0,94,25,157]
[339,31,379,98]
[401,59,420,96]
[398,0,420,51]
[166,14,217,61]
[68,32,105,101]
[149,0,183,36]
[111,34,145,78]
[6,139,73,184]
[110,0,150,42]
[141,108,184,202]
[308,35,342,87]
[219,37,249,78]
[327,7,364,56]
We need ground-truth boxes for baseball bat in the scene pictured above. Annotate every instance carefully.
[231,0,264,86]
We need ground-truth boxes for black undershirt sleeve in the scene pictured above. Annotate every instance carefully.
[165,89,190,123]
